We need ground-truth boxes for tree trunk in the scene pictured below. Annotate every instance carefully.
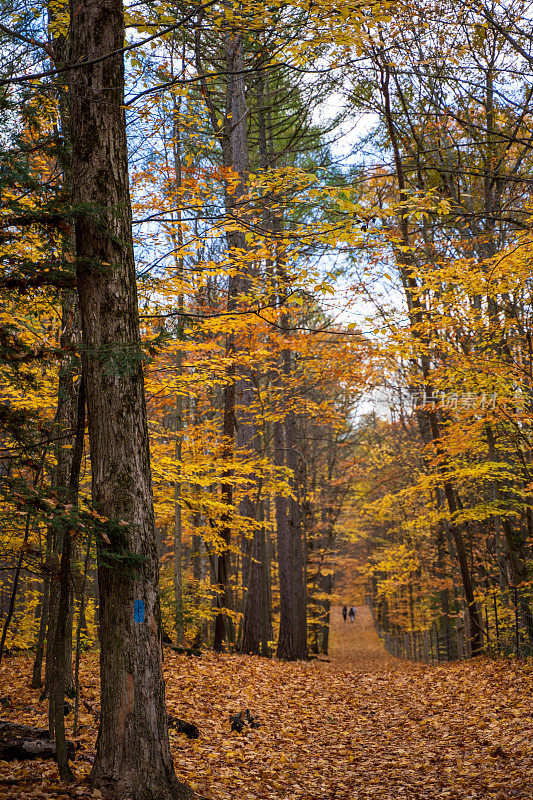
[485,425,533,643]
[170,78,185,646]
[320,572,333,655]
[284,393,307,658]
[73,532,93,736]
[213,372,236,652]
[45,290,78,712]
[432,433,483,655]
[436,524,453,651]
[67,0,191,796]
[44,2,80,701]
[173,387,184,645]
[209,31,249,653]
[242,499,271,655]
[50,373,85,782]
[239,368,268,655]
[275,324,307,661]
[241,524,262,655]
[274,414,307,660]
[31,568,50,689]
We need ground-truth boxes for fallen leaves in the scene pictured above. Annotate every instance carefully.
[0,606,531,800]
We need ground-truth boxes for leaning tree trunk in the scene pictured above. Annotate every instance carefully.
[67,0,191,797]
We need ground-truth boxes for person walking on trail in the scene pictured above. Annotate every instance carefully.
[342,605,347,623]
[349,606,356,622]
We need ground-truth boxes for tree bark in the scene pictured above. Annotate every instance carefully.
[242,502,271,655]
[205,31,248,653]
[44,2,80,702]
[45,290,78,715]
[274,410,307,660]
[67,0,191,796]
[31,566,50,689]
[73,531,93,736]
[283,389,307,658]
[320,572,333,655]
[274,315,307,660]
[50,372,85,782]
[170,70,185,646]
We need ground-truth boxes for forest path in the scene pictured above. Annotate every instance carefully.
[0,616,531,800]
[327,603,399,668]
[169,610,530,800]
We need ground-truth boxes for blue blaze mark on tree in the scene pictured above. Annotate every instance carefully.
[134,599,145,623]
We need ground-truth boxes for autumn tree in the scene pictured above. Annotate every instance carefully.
[66,0,192,795]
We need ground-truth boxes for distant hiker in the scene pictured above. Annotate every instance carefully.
[349,606,356,622]
[342,605,347,623]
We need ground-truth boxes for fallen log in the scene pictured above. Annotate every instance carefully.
[0,720,75,762]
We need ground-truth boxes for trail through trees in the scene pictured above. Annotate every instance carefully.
[1,608,531,800]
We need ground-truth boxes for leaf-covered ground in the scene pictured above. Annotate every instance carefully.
[0,607,532,799]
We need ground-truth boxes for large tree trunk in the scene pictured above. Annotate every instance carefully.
[241,524,261,655]
[67,0,191,797]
